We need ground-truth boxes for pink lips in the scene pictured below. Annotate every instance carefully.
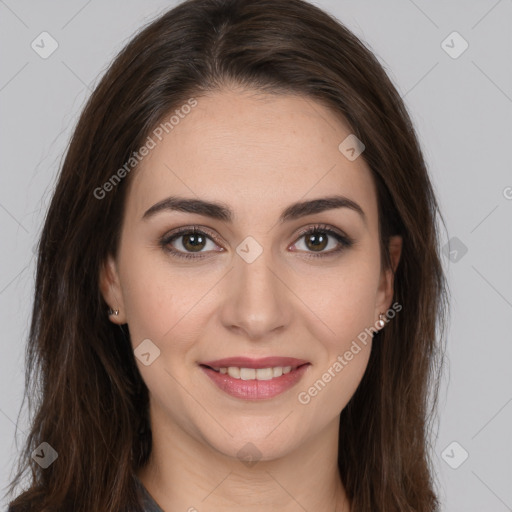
[199,356,311,400]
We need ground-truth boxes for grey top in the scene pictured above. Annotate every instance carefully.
[135,476,165,512]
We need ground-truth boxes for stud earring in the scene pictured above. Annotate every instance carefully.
[376,313,386,329]
[108,307,119,316]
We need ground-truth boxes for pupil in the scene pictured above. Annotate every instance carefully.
[181,231,329,253]
[307,232,327,251]
[184,234,205,251]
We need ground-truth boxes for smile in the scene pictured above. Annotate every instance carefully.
[199,357,311,400]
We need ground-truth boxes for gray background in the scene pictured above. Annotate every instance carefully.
[1,0,511,510]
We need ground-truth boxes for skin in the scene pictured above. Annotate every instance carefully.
[100,86,402,512]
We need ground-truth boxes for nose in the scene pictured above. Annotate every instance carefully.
[220,246,292,341]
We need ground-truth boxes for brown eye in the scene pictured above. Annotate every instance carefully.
[180,232,207,252]
[304,231,329,252]
[160,226,222,260]
[160,224,353,261]
[291,225,354,258]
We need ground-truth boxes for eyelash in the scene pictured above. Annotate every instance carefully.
[159,224,354,260]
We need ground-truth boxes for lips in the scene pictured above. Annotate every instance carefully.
[199,356,311,400]
[200,356,309,369]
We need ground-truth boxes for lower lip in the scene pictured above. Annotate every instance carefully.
[200,364,311,400]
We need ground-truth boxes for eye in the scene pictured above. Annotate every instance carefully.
[159,224,354,260]
[159,226,223,260]
[290,224,354,258]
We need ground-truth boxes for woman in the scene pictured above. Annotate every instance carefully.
[6,0,448,510]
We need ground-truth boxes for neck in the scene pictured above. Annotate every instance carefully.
[137,407,351,512]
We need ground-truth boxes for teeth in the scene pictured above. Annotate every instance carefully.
[240,368,256,380]
[217,366,298,380]
[256,368,273,380]
[273,367,283,377]
[227,367,240,379]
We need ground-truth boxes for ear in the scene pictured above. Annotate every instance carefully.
[99,254,127,324]
[374,235,402,319]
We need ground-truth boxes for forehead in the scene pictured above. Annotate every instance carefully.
[125,89,378,226]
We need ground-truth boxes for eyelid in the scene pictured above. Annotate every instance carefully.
[293,223,350,242]
[160,225,224,258]
[289,223,354,258]
[168,225,223,245]
[160,223,354,259]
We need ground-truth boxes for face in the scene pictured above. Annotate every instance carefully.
[100,88,401,462]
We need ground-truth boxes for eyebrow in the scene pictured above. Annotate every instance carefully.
[142,194,366,225]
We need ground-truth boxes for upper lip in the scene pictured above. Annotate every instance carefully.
[200,357,310,369]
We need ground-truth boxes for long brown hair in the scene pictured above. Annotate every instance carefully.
[5,0,448,510]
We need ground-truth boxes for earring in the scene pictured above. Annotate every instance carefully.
[108,307,119,316]
[376,313,386,329]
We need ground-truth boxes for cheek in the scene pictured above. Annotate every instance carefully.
[298,256,380,348]
[293,252,379,412]
[295,317,373,432]
[120,274,170,341]
[118,246,186,343]
[304,346,371,420]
